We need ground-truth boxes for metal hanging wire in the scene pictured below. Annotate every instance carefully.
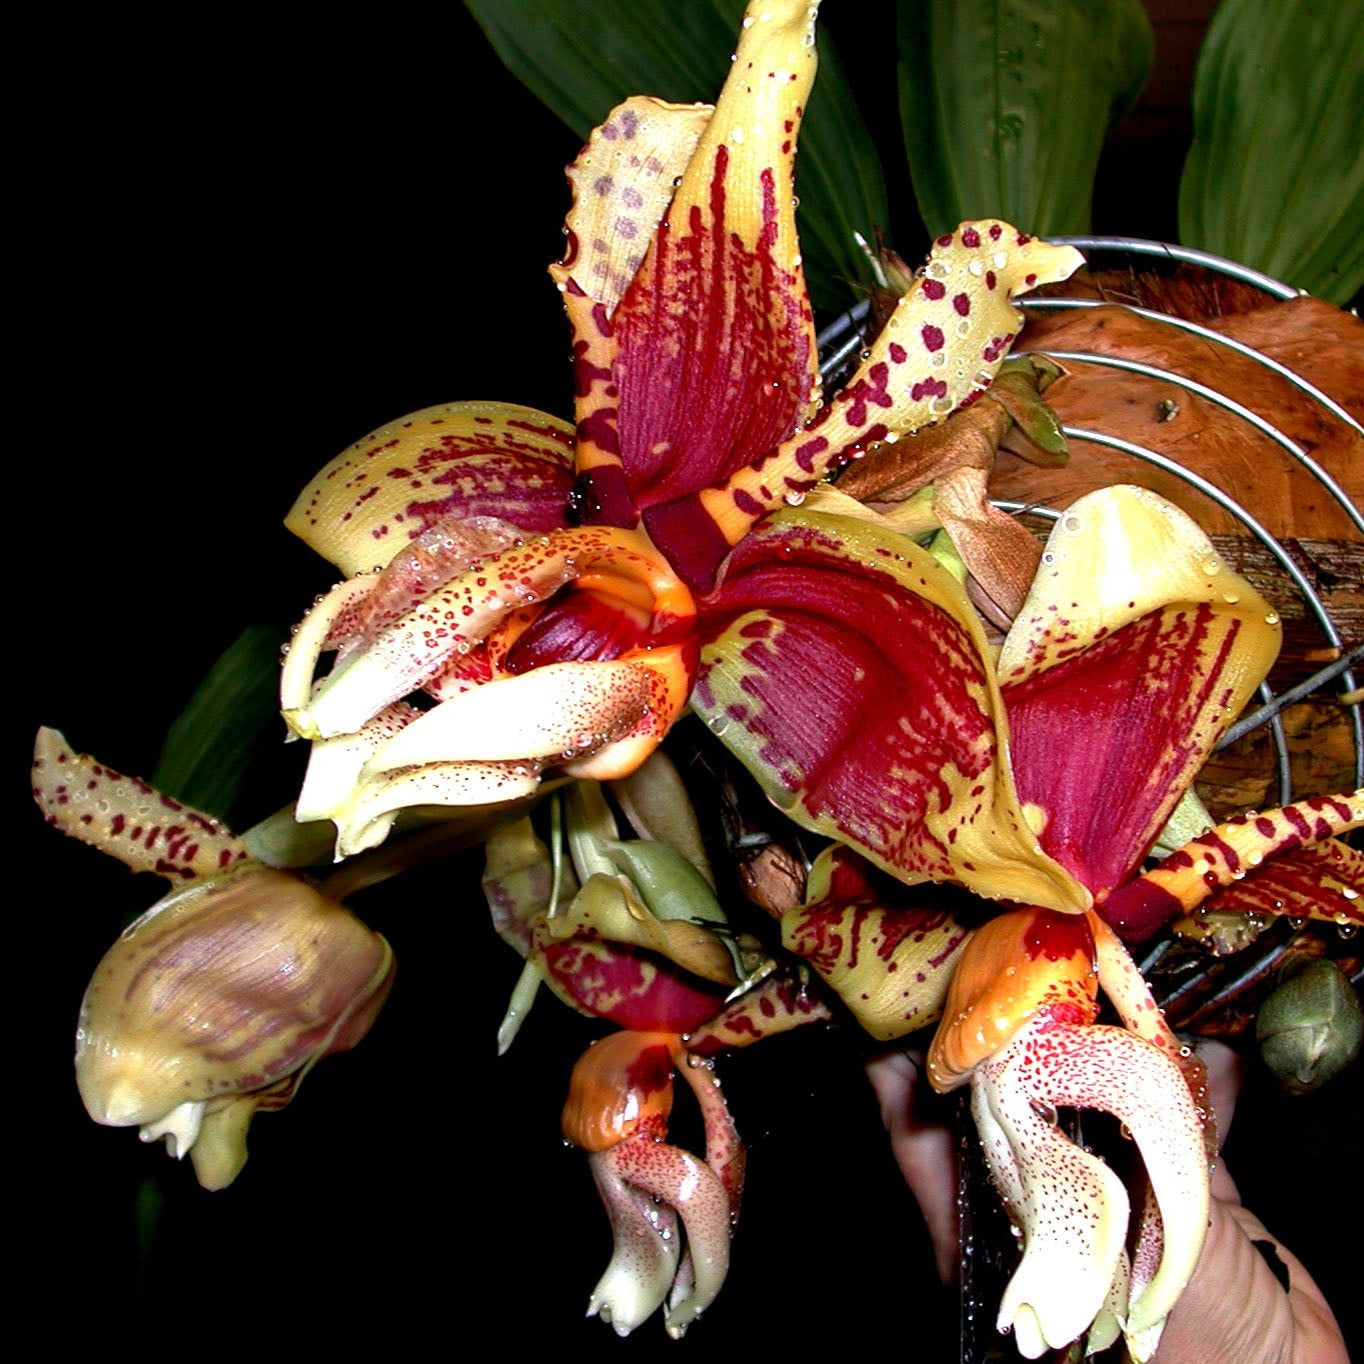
[818,237,1363,799]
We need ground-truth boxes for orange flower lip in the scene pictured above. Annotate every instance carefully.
[561,1030,680,1153]
[927,908,1099,1092]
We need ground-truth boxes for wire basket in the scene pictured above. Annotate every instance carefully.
[819,237,1363,806]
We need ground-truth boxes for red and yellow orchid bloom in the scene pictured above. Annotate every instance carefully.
[561,1028,744,1339]
[276,0,1083,862]
[771,486,1362,1358]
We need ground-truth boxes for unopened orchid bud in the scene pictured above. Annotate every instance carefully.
[77,863,394,1188]
[1256,959,1363,1094]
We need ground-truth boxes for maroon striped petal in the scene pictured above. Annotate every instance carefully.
[998,487,1281,901]
[570,0,822,590]
[285,401,575,575]
[1103,793,1364,940]
[683,970,833,1053]
[780,844,973,1040]
[694,506,1087,911]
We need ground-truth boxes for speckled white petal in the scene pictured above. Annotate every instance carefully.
[364,661,658,770]
[587,1147,681,1337]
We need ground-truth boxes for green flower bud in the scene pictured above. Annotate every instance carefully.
[1256,959,1362,1094]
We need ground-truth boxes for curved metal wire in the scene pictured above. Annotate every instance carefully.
[820,236,1363,795]
[1022,297,1364,440]
[1051,236,1301,300]
[1024,349,1364,537]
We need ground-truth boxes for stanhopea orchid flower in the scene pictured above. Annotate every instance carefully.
[561,1029,743,1339]
[929,907,1207,1360]
[772,487,1363,1358]
[276,0,1083,861]
[33,727,394,1189]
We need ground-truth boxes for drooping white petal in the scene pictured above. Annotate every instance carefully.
[334,760,544,857]
[363,660,660,771]
[974,1015,1209,1356]
[295,702,421,824]
[586,1147,682,1337]
[972,1043,1130,1357]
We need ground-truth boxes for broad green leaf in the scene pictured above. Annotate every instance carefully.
[1178,0,1364,303]
[463,0,888,308]
[152,625,284,822]
[897,0,1153,237]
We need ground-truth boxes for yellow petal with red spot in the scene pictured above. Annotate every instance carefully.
[33,727,249,881]
[707,222,1083,540]
[997,485,1282,903]
[285,400,575,576]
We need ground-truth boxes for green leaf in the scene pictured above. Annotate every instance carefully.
[897,0,1153,238]
[152,625,283,822]
[463,0,888,308]
[1178,0,1364,304]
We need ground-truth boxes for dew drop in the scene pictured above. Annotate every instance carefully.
[1060,511,1084,535]
[785,489,806,506]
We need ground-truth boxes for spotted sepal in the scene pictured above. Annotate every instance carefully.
[550,97,710,507]
[697,222,1083,551]
[285,401,575,576]
[780,844,972,1040]
[694,506,1088,912]
[33,728,249,881]
[997,486,1282,905]
[683,968,833,1054]
[1104,793,1364,940]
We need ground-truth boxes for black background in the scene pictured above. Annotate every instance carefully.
[21,4,1358,1355]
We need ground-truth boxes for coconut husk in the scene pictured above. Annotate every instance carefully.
[996,293,1364,541]
[992,274,1363,809]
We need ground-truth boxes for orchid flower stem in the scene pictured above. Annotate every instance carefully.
[548,791,567,919]
[566,783,620,883]
[497,960,543,1056]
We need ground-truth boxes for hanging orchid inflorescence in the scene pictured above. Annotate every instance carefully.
[37,1,1362,1358]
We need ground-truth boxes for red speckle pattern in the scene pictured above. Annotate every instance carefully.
[33,730,248,881]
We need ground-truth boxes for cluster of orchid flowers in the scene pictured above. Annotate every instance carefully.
[37,2,1363,1358]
